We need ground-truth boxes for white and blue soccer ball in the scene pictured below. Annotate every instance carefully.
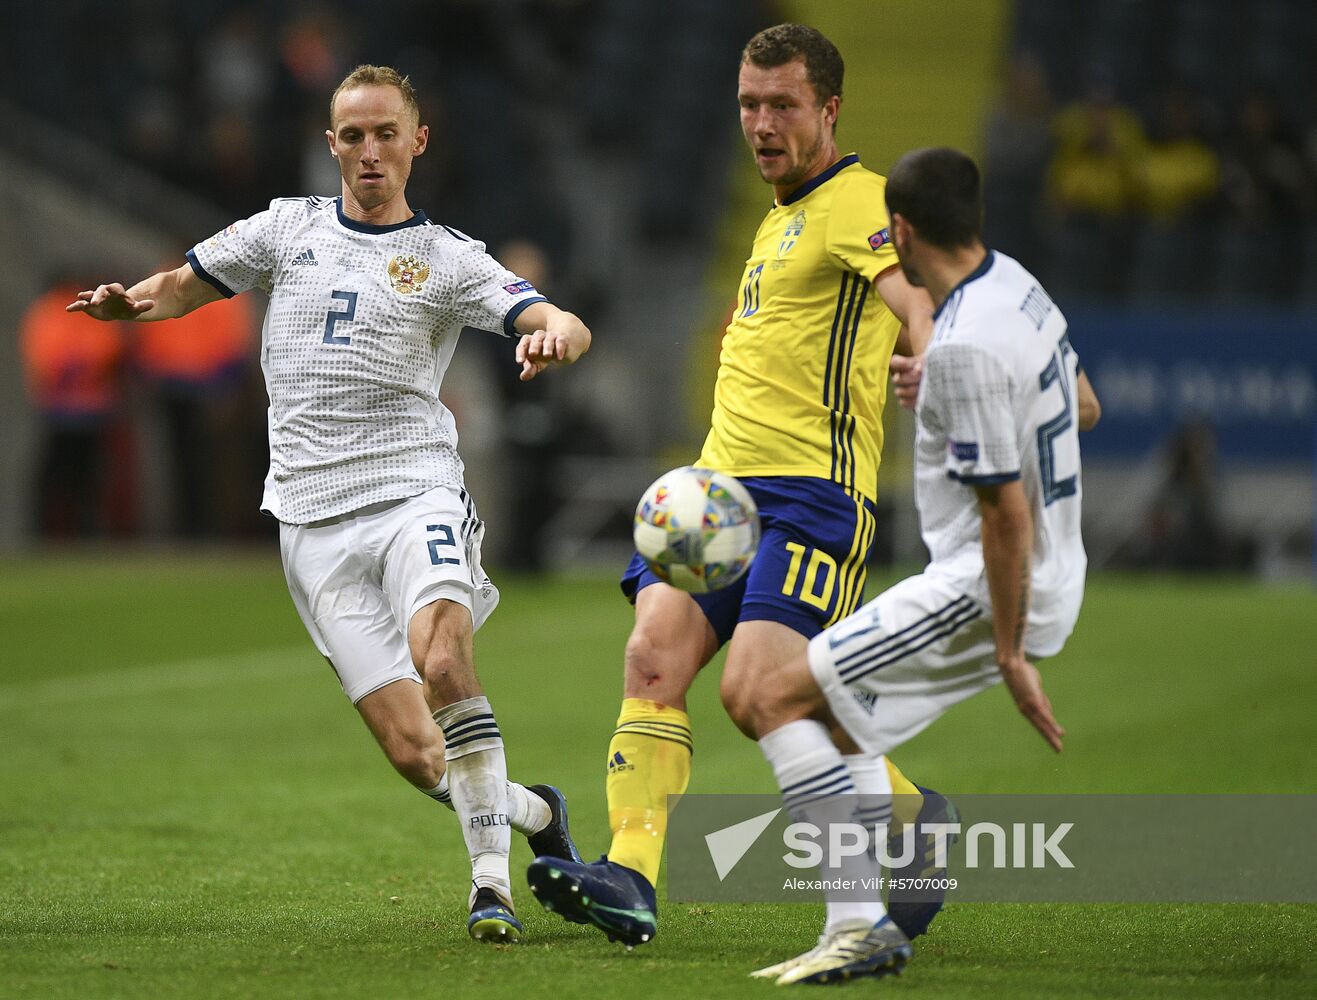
[633,466,760,593]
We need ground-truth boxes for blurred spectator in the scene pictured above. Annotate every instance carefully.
[575,0,764,241]
[297,105,345,197]
[1220,92,1310,222]
[277,6,351,98]
[1217,92,1308,300]
[192,7,281,212]
[412,1,571,257]
[1134,420,1252,572]
[20,280,127,538]
[1141,85,1221,221]
[200,112,265,216]
[127,87,185,181]
[485,237,563,573]
[1125,85,1222,302]
[1049,76,1148,218]
[134,285,255,538]
[199,7,275,121]
[1046,74,1148,299]
[983,51,1054,270]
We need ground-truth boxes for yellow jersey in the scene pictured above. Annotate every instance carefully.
[698,155,903,502]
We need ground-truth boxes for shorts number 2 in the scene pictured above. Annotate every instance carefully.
[426,524,460,566]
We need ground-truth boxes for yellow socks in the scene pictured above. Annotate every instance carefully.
[885,755,924,827]
[605,698,692,886]
[602,699,919,886]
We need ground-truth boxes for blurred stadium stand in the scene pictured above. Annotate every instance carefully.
[0,0,1312,577]
[990,0,1316,577]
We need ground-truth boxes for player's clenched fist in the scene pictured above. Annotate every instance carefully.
[516,310,591,382]
[890,353,924,410]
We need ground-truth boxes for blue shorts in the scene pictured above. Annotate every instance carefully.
[621,476,879,646]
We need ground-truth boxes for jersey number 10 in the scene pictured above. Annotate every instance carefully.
[740,264,764,318]
[781,541,837,610]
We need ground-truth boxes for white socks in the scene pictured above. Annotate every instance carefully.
[432,696,512,907]
[839,753,895,934]
[425,774,551,836]
[759,719,887,932]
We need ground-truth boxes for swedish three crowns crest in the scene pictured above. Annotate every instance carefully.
[778,210,806,258]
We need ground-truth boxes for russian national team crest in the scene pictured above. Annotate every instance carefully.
[778,210,806,258]
[387,254,431,294]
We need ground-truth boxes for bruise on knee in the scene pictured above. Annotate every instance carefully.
[623,631,668,688]
[625,654,667,691]
[623,637,703,706]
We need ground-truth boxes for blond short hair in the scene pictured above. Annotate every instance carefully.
[329,64,420,126]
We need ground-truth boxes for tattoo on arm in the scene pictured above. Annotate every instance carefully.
[1013,556,1029,653]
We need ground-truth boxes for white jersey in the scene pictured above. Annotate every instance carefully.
[914,250,1086,656]
[187,196,546,524]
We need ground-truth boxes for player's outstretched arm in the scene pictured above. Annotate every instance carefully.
[66,264,223,322]
[975,479,1065,753]
[513,301,592,382]
[875,265,934,355]
[875,267,934,410]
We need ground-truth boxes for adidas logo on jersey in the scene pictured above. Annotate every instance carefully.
[290,248,318,266]
[852,689,878,715]
[607,751,634,774]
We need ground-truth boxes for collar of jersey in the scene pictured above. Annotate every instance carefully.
[777,153,860,207]
[335,197,429,234]
[933,249,996,320]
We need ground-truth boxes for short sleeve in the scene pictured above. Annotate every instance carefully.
[922,341,1020,484]
[825,173,899,283]
[186,204,280,297]
[450,241,548,337]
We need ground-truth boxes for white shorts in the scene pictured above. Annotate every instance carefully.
[279,485,499,704]
[808,572,1001,756]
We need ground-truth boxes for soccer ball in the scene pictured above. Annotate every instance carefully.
[633,466,760,593]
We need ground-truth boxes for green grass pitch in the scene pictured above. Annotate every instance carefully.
[1,553,1313,997]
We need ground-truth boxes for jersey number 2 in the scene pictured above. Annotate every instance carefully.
[322,290,357,345]
[1037,335,1077,506]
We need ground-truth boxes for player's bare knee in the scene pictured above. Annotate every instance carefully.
[622,629,682,701]
[623,630,658,679]
[421,648,477,700]
[623,587,715,701]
